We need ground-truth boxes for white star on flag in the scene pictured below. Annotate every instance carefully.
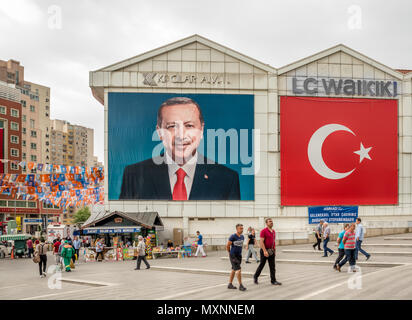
[354,143,372,163]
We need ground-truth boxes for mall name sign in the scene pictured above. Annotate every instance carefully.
[293,77,398,97]
[143,72,229,86]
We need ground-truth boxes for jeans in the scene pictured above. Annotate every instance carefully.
[355,240,370,260]
[28,248,34,258]
[136,255,150,269]
[246,244,258,262]
[74,249,80,261]
[254,249,276,283]
[339,249,356,270]
[38,254,47,275]
[334,248,345,267]
[313,234,322,250]
[323,237,334,256]
[96,251,104,261]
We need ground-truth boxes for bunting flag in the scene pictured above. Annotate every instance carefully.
[0,159,105,209]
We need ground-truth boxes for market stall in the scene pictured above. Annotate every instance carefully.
[81,210,164,261]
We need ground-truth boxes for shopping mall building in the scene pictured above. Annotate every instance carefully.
[90,35,412,245]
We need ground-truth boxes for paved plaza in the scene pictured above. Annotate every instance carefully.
[1,233,412,300]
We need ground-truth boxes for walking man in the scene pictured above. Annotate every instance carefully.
[73,236,81,262]
[134,236,150,270]
[337,223,357,272]
[195,231,206,257]
[355,218,371,261]
[322,222,334,257]
[53,237,62,265]
[27,237,34,258]
[334,224,349,270]
[34,237,48,278]
[245,228,259,263]
[227,224,246,291]
[312,220,323,251]
[254,218,282,286]
[95,238,104,261]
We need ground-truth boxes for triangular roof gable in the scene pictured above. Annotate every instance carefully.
[278,44,404,80]
[94,34,276,74]
[94,212,137,227]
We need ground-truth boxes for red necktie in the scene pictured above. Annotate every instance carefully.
[172,168,187,200]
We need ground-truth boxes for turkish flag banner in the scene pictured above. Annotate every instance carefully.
[280,96,398,205]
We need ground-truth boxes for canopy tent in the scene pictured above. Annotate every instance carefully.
[81,210,164,231]
[0,234,31,241]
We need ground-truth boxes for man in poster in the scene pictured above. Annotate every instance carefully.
[119,97,240,200]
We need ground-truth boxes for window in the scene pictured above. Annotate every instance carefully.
[30,105,35,112]
[10,122,19,131]
[11,162,18,170]
[0,200,6,207]
[22,127,26,134]
[0,106,5,114]
[11,148,19,157]
[22,140,26,147]
[30,130,37,137]
[10,135,19,144]
[22,115,26,122]
[21,100,26,107]
[22,152,26,159]
[28,202,36,208]
[31,155,37,162]
[30,143,37,150]
[30,119,35,129]
[11,109,19,117]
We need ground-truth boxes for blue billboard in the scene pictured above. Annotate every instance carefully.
[108,92,255,201]
[308,206,358,224]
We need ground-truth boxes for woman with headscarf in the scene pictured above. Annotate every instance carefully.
[61,240,75,272]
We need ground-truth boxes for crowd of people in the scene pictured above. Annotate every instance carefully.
[313,217,371,272]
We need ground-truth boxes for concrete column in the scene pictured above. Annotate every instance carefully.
[182,216,189,238]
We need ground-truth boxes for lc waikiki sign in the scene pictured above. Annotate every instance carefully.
[292,77,399,97]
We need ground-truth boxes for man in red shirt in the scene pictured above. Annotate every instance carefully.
[26,238,34,258]
[336,223,357,272]
[253,218,282,286]
[53,239,62,265]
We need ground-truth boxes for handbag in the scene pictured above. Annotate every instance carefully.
[33,253,40,264]
[266,230,276,256]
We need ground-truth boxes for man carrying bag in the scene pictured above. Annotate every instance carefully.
[253,218,282,286]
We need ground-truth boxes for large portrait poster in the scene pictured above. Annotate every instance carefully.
[108,93,254,201]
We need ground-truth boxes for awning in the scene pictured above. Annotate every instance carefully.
[82,211,164,230]
[82,226,142,235]
[0,234,31,241]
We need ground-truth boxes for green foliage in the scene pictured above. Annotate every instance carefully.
[73,206,91,224]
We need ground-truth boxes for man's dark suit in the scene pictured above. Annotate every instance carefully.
[119,154,240,200]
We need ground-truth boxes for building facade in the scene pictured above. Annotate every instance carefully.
[90,35,412,244]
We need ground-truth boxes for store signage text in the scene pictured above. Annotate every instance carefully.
[143,72,229,86]
[292,77,398,97]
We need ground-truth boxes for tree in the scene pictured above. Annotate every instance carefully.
[72,206,91,225]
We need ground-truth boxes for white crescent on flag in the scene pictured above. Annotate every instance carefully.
[308,124,358,180]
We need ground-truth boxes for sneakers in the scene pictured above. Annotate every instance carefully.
[271,281,282,286]
[43,272,47,277]
[239,284,247,291]
[329,251,334,257]
[336,265,341,272]
[134,268,140,270]
[366,255,371,261]
[228,283,237,290]
[245,261,251,264]
[253,277,258,285]
[146,266,150,269]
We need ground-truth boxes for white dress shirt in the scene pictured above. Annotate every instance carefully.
[165,152,198,198]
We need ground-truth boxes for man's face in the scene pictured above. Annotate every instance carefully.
[350,224,356,232]
[157,104,204,165]
[356,220,360,224]
[266,219,273,228]
[237,226,244,235]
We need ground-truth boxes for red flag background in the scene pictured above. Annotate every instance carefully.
[280,96,398,205]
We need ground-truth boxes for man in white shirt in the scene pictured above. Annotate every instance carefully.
[355,218,371,261]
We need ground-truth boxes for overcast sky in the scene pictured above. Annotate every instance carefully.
[1,0,411,165]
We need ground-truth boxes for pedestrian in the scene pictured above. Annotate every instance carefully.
[195,231,206,257]
[134,235,150,270]
[34,237,48,278]
[322,222,334,257]
[312,220,324,251]
[227,224,246,291]
[66,236,73,246]
[167,240,174,248]
[95,238,104,261]
[73,236,81,262]
[53,237,62,265]
[245,228,259,264]
[53,234,61,244]
[254,218,282,286]
[337,223,357,272]
[61,240,75,272]
[27,237,34,258]
[334,224,349,270]
[355,218,371,261]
